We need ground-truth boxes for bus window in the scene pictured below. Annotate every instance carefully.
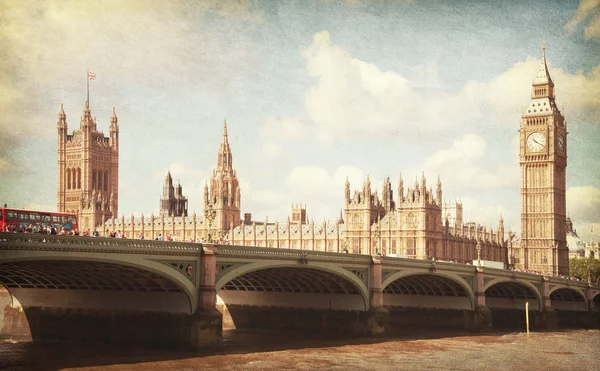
[52,216,60,223]
[0,212,2,220]
[7,212,17,219]
[42,215,52,223]
[29,213,38,220]
[34,214,41,221]
[18,213,28,220]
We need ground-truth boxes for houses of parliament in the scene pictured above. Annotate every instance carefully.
[56,47,569,275]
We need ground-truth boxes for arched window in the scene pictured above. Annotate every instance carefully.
[77,168,81,189]
[104,171,109,191]
[67,169,71,190]
[92,171,97,189]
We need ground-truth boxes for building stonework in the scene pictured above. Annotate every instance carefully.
[57,101,119,233]
[160,171,188,217]
[514,46,569,275]
[103,121,507,264]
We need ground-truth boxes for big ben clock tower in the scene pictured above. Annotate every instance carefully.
[518,44,568,275]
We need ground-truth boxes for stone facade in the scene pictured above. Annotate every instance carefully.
[342,175,507,261]
[515,46,569,275]
[56,101,119,233]
[104,120,506,264]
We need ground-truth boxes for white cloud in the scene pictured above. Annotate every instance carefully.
[575,222,600,242]
[261,142,283,159]
[585,12,600,39]
[285,165,364,199]
[565,0,600,41]
[460,197,515,233]
[0,0,263,145]
[566,186,600,242]
[421,133,519,190]
[286,166,332,197]
[237,165,364,222]
[262,116,308,140]
[300,32,600,142]
[567,186,600,223]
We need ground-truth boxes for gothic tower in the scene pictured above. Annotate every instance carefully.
[160,171,188,217]
[57,101,119,232]
[518,45,568,275]
[204,119,241,232]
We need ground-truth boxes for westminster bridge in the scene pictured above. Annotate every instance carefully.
[0,232,599,349]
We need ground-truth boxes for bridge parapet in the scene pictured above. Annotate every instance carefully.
[214,244,372,264]
[0,232,201,256]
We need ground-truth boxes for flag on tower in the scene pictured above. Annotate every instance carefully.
[88,72,96,80]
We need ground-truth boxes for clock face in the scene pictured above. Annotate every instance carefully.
[526,132,546,152]
[557,135,565,153]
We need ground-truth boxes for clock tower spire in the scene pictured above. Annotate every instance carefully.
[517,44,568,275]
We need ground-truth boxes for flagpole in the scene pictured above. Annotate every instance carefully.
[87,69,90,105]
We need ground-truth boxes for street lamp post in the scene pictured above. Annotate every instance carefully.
[204,204,216,242]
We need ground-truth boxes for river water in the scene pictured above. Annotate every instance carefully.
[1,329,599,371]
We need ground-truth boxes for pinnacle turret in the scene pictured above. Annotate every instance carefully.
[110,106,118,127]
[57,103,67,129]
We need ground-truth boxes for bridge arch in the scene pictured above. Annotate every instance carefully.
[215,261,369,311]
[0,253,198,313]
[483,279,542,310]
[381,270,474,310]
[548,286,587,311]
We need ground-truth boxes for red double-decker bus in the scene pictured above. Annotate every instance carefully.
[0,207,78,233]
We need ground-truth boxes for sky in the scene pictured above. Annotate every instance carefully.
[1,0,599,242]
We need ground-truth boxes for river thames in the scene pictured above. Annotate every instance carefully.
[1,329,598,371]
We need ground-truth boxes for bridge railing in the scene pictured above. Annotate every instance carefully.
[0,232,202,253]
[214,243,373,264]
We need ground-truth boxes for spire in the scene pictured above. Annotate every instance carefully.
[57,103,67,128]
[222,117,228,144]
[397,173,404,203]
[533,41,553,86]
[344,176,350,203]
[526,42,557,116]
[81,100,93,129]
[436,175,442,204]
[110,106,118,127]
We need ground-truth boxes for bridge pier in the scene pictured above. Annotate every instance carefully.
[468,267,492,332]
[367,255,388,335]
[581,285,600,329]
[536,277,558,330]
[0,287,30,339]
[189,246,222,349]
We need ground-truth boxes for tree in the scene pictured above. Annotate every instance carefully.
[569,257,600,284]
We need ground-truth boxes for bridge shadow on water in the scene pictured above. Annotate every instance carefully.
[1,328,536,371]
